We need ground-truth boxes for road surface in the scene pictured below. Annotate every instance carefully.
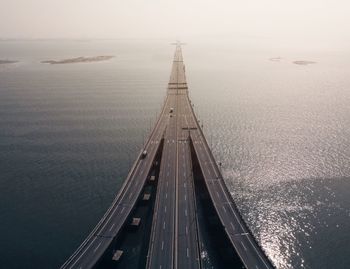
[61,43,274,269]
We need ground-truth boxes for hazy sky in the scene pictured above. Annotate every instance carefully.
[1,0,349,45]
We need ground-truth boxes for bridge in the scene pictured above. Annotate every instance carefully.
[61,43,274,269]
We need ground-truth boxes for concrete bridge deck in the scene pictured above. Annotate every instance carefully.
[61,44,274,269]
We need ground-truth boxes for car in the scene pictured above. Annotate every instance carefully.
[169,108,174,113]
[141,150,147,159]
[112,250,123,262]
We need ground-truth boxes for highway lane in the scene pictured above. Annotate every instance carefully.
[146,44,201,269]
[146,96,177,269]
[62,94,175,269]
[174,50,200,269]
[177,93,201,269]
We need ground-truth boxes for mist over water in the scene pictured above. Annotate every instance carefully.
[0,39,349,269]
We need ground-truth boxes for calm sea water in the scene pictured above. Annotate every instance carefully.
[0,40,349,269]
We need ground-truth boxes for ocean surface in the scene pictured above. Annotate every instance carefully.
[0,39,349,269]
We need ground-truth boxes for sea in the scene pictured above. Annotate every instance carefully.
[0,39,349,269]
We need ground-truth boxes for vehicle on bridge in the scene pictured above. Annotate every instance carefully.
[141,150,147,159]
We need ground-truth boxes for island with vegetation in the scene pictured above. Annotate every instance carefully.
[41,55,114,64]
[0,60,18,64]
[293,60,316,65]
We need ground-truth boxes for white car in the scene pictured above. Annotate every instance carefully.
[141,150,147,159]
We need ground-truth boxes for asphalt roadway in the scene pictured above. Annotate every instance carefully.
[147,44,274,269]
[61,44,273,269]
[146,45,201,269]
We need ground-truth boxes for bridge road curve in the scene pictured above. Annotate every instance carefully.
[182,93,274,269]
[61,94,174,269]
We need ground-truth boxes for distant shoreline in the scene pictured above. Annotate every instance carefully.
[293,60,316,65]
[269,57,317,65]
[269,57,282,62]
[41,55,114,64]
[0,60,18,64]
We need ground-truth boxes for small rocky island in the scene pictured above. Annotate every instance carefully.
[269,57,282,62]
[0,60,18,64]
[293,60,316,65]
[41,55,114,64]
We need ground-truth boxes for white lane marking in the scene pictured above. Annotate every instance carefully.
[241,241,247,251]
[93,242,102,253]
[184,194,187,201]
[161,241,164,250]
[230,222,236,231]
[186,226,188,235]
[216,191,220,197]
[109,223,115,232]
[183,183,186,188]
[121,207,125,214]
[165,193,168,199]
[128,192,133,199]
[164,206,167,213]
[163,221,166,229]
[222,205,227,213]
[207,167,211,176]
[186,248,189,258]
[68,232,98,267]
[185,209,188,217]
